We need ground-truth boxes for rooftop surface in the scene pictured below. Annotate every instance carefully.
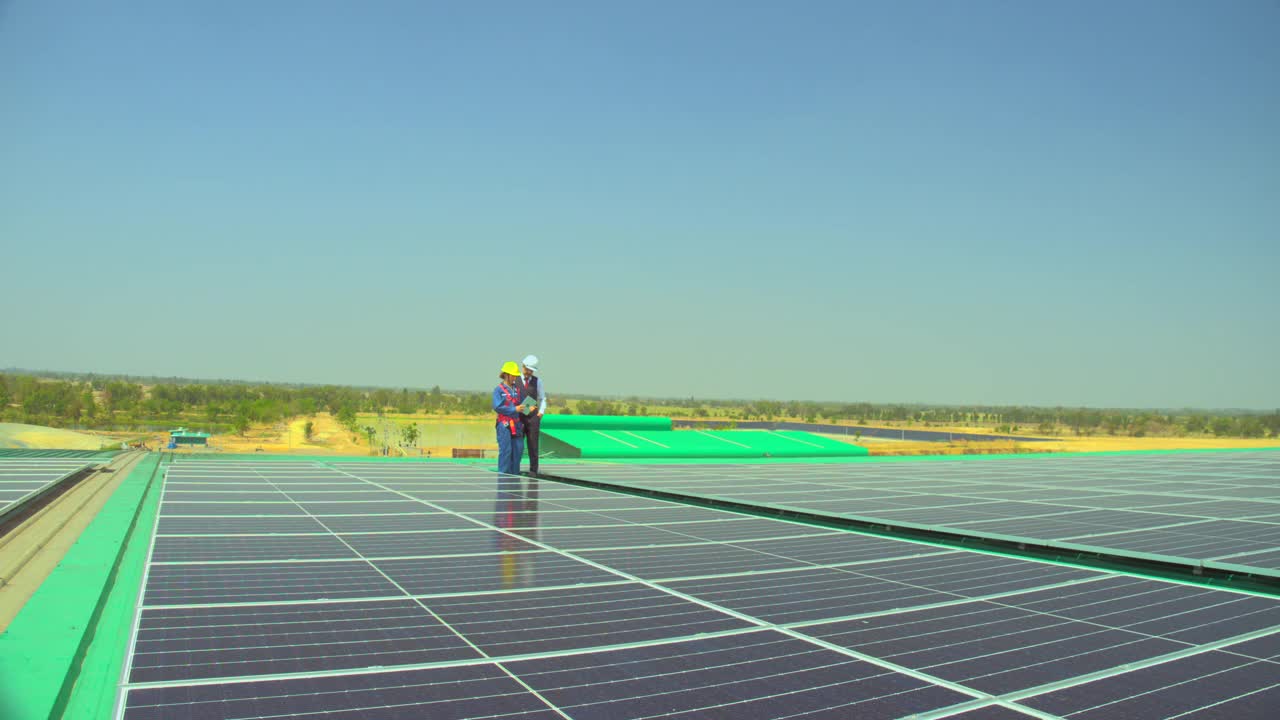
[1,450,1277,719]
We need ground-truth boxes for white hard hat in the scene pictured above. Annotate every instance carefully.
[521,355,539,373]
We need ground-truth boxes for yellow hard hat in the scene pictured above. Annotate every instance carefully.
[501,361,520,376]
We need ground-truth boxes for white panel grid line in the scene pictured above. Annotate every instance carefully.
[992,623,1280,705]
[318,463,1001,707]
[118,457,1280,720]
[290,465,565,718]
[111,461,172,720]
[144,459,999,709]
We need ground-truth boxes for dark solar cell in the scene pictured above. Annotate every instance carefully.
[300,501,429,515]
[161,502,307,516]
[466,510,630,529]
[551,454,1280,577]
[162,491,287,502]
[1022,651,1280,719]
[667,567,957,623]
[282,491,407,502]
[595,507,749,524]
[1061,525,1267,559]
[423,584,752,656]
[506,630,971,719]
[726,532,947,566]
[130,599,480,682]
[994,575,1280,644]
[842,552,1100,596]
[339,529,538,558]
[576,543,808,579]
[123,664,563,719]
[645,518,832,542]
[150,534,358,562]
[536,524,722,549]
[155,516,329,535]
[0,459,92,512]
[1212,548,1280,571]
[373,552,622,595]
[143,561,400,605]
[118,455,1280,719]
[800,601,1185,694]
[1222,632,1280,661]
[320,513,479,533]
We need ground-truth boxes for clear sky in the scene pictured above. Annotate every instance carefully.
[3,1,1277,408]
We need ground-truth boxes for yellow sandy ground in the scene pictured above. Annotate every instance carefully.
[830,435,1279,456]
[0,423,109,450]
[197,413,483,458]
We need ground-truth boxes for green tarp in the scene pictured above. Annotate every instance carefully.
[540,415,673,432]
[538,415,867,459]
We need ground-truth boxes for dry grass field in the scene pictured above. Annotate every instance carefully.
[196,413,494,457]
[826,432,1278,456]
[10,414,1274,459]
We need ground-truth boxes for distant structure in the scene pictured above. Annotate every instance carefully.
[168,428,211,448]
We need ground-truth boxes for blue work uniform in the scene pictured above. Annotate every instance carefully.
[493,382,525,475]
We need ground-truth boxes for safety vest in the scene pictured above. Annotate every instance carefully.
[496,383,519,436]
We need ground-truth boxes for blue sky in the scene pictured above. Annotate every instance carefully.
[3,1,1277,408]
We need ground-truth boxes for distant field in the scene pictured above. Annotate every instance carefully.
[355,415,496,448]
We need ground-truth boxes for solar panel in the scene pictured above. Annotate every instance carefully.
[550,451,1280,577]
[1020,644,1280,718]
[110,457,1280,719]
[0,457,95,517]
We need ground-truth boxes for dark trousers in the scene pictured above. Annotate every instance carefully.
[521,414,541,474]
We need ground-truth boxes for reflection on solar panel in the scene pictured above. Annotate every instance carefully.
[111,458,1280,719]
[0,457,94,516]
[550,451,1280,578]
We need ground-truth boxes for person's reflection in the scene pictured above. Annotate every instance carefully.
[494,476,540,587]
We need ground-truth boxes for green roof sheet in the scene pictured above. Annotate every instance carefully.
[541,422,867,459]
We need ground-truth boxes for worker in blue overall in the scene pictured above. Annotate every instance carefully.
[493,361,525,475]
[517,355,546,476]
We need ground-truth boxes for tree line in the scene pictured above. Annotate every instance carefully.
[0,373,492,434]
[1,371,1276,439]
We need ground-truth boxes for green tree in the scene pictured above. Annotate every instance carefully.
[1209,416,1235,437]
[234,413,251,436]
[81,390,96,421]
[402,423,420,447]
[303,420,315,442]
[1237,417,1265,438]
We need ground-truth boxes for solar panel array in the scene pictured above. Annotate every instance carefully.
[0,449,111,458]
[0,457,95,516]
[113,458,1280,719]
[551,451,1280,578]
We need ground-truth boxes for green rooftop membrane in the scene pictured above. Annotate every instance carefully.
[539,415,867,459]
[540,415,674,432]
